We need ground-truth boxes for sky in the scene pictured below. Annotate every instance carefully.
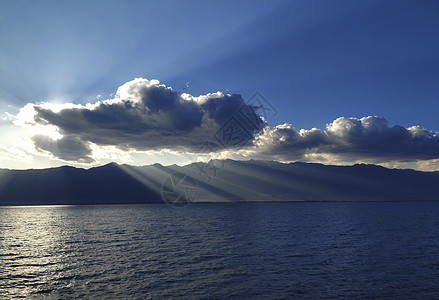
[1,0,439,171]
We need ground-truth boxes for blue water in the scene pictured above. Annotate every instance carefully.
[1,202,439,299]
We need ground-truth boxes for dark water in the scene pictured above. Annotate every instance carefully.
[1,202,439,299]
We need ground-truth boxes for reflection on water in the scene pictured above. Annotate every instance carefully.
[1,203,439,298]
[0,206,71,298]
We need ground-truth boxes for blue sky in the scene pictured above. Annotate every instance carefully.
[1,0,439,170]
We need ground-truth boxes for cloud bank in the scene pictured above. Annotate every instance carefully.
[12,78,439,170]
[15,78,264,162]
[239,116,439,164]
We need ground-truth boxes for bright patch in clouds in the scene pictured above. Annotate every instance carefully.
[4,78,439,171]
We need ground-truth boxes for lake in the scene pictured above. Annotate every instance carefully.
[1,202,439,299]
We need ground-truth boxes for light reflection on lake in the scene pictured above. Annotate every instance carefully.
[1,202,439,298]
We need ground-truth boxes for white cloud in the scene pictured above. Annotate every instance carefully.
[232,116,439,168]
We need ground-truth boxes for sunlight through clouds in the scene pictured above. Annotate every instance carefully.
[4,78,439,172]
[10,78,264,165]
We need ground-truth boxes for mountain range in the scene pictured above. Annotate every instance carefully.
[0,160,438,205]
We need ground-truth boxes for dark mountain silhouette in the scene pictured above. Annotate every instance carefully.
[0,160,438,205]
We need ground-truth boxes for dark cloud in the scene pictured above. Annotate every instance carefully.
[32,135,94,163]
[27,78,265,162]
[201,94,250,125]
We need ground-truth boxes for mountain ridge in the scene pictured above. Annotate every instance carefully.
[0,160,438,205]
[2,160,437,174]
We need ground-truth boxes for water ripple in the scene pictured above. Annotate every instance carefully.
[1,202,439,298]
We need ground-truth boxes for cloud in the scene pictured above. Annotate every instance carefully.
[238,116,439,164]
[32,135,94,164]
[15,78,265,162]
[12,78,439,169]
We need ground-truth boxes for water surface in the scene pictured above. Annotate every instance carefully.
[1,202,439,298]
